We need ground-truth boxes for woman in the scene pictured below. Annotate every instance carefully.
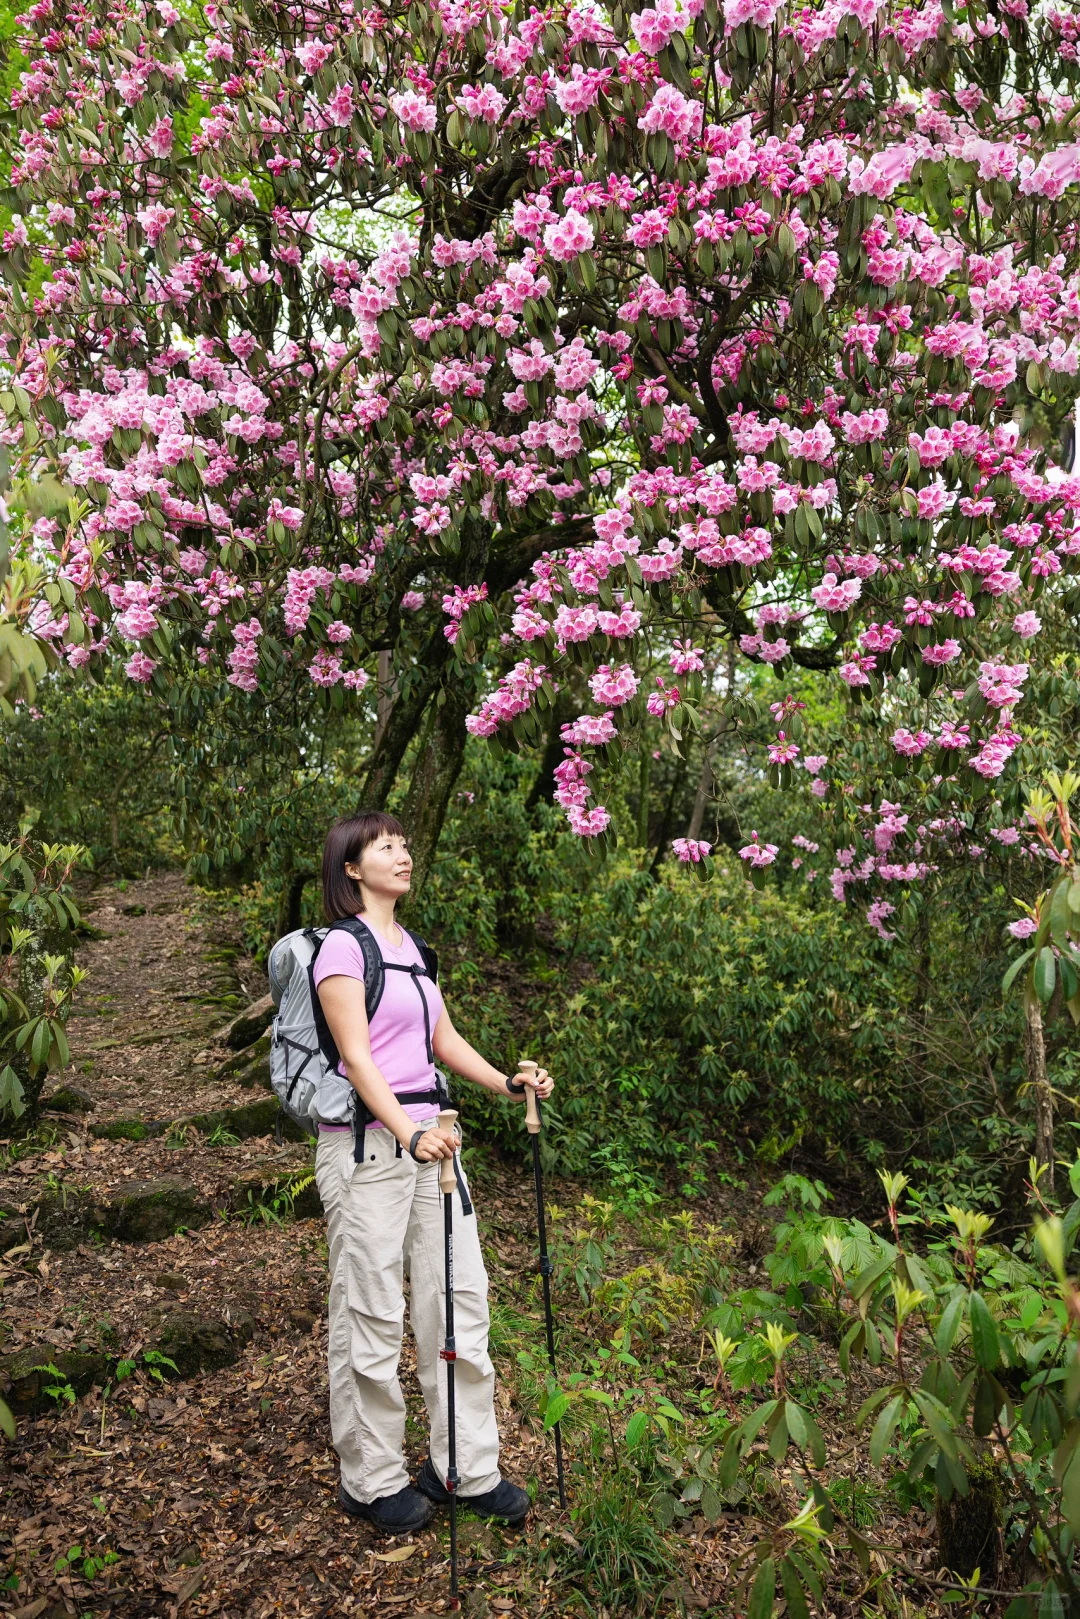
[313,810,554,1534]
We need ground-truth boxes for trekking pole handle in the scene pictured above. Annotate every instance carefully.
[437,1108,459,1194]
[516,1060,541,1135]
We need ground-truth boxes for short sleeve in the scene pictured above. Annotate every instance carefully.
[312,929,367,991]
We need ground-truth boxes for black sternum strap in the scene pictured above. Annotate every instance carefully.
[384,962,434,1064]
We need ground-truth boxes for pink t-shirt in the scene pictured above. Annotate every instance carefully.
[313,917,444,1129]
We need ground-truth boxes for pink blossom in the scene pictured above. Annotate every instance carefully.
[553,65,607,115]
[978,659,1028,708]
[344,669,370,692]
[566,804,611,837]
[561,711,618,746]
[639,84,697,142]
[669,640,705,674]
[146,117,174,158]
[309,650,344,686]
[325,84,355,127]
[803,755,828,776]
[589,663,639,706]
[739,831,779,868]
[725,0,783,30]
[921,640,962,665]
[811,572,862,611]
[401,591,426,612]
[839,656,875,687]
[543,209,594,263]
[672,838,712,863]
[458,83,507,124]
[632,0,681,53]
[1013,611,1042,638]
[892,728,931,756]
[768,734,800,765]
[867,900,897,941]
[326,621,352,644]
[391,91,438,133]
[860,621,902,653]
[1008,917,1038,938]
[124,650,157,683]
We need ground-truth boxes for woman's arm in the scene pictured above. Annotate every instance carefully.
[432,1008,554,1101]
[317,975,456,1161]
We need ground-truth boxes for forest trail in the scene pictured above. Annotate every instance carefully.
[0,873,569,1619]
[0,876,931,1619]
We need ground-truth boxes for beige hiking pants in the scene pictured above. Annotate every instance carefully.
[315,1124,502,1504]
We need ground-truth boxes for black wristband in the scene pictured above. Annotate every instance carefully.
[505,1073,526,1095]
[408,1128,425,1161]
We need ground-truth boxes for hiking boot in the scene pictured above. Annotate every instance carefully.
[338,1481,435,1533]
[415,1456,531,1527]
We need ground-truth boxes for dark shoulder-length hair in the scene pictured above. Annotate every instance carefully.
[321,812,408,922]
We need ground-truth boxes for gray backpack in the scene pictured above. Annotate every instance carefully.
[267,919,442,1138]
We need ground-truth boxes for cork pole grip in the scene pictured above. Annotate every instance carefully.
[517,1060,541,1134]
[437,1108,459,1194]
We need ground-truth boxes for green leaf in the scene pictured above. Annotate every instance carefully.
[0,1397,13,1440]
[625,1410,650,1447]
[652,1490,677,1528]
[700,1483,723,1523]
[767,1411,789,1459]
[748,1556,776,1619]
[1051,878,1072,952]
[780,1557,810,1619]
[913,1389,959,1461]
[30,1018,51,1070]
[870,1392,906,1468]
[1003,948,1035,994]
[1035,946,1057,1005]
[785,1399,808,1451]
[936,1289,967,1356]
[543,1392,570,1430]
[968,1292,1000,1370]
[855,1385,893,1427]
[850,1249,896,1302]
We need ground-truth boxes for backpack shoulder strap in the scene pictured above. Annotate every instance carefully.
[327,916,387,1021]
[404,928,439,985]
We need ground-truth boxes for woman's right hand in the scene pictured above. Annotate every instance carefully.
[411,1126,458,1162]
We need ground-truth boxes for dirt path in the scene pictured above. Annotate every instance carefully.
[63,872,270,1122]
[0,874,565,1619]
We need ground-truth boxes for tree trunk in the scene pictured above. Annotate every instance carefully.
[649,753,690,877]
[687,643,736,843]
[398,681,471,909]
[687,735,719,842]
[375,649,395,751]
[1026,998,1055,1195]
[637,744,652,848]
[276,869,309,937]
[525,689,575,811]
[358,626,451,810]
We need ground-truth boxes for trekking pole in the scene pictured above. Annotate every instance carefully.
[437,1106,461,1608]
[516,1060,567,1510]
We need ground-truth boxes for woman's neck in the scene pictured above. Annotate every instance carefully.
[359,894,401,943]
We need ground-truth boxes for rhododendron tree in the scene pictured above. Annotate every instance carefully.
[3,0,1080,894]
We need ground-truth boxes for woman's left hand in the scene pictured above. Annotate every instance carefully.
[523,1066,554,1100]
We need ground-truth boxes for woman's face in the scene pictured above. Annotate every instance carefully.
[345,832,412,902]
